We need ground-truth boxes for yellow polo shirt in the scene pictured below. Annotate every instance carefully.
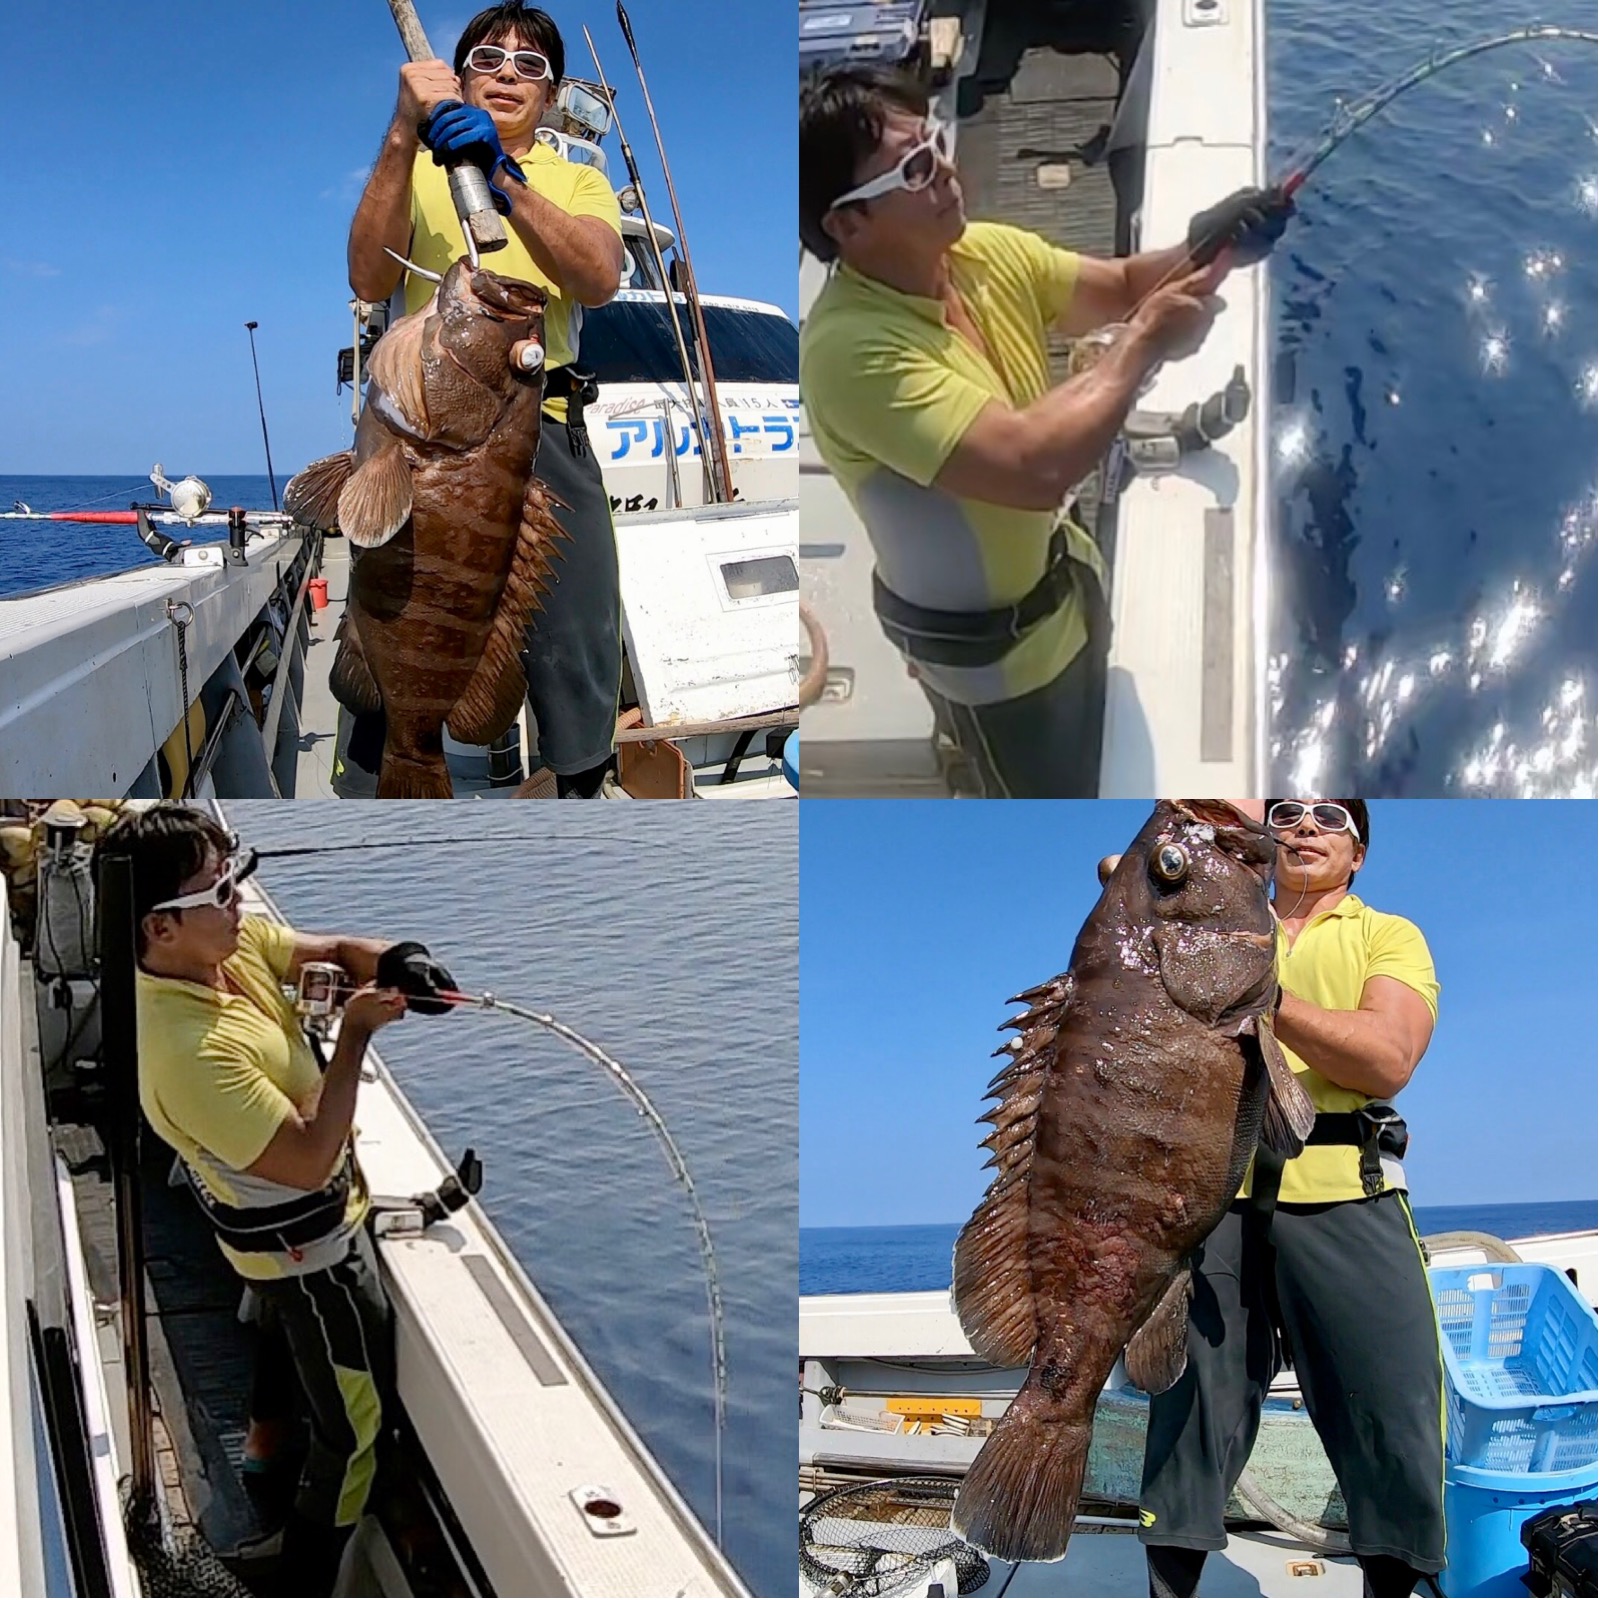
[408,141,623,419]
[136,915,369,1280]
[1246,894,1440,1204]
[800,221,1106,706]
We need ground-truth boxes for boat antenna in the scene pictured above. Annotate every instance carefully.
[614,2,735,503]
[582,25,717,503]
[243,321,279,510]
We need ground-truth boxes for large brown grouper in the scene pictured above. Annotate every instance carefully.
[285,260,565,797]
[951,800,1316,1562]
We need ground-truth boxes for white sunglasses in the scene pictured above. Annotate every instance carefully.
[828,119,953,211]
[1267,802,1361,841]
[149,849,259,913]
[464,44,553,82]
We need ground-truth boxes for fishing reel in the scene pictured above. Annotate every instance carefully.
[291,961,351,1038]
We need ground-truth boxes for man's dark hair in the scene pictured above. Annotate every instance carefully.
[800,66,928,262]
[93,804,234,956]
[1266,798,1370,881]
[455,3,564,87]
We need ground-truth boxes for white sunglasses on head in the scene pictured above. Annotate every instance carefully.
[149,849,259,913]
[828,119,952,211]
[1267,801,1360,841]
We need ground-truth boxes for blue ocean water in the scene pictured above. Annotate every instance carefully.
[801,1201,1599,1296]
[228,804,796,1598]
[0,474,282,599]
[1267,0,1597,794]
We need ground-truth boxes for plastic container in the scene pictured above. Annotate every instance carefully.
[307,577,328,610]
[1431,1263,1598,1596]
[1441,1470,1596,1597]
[1432,1263,1597,1476]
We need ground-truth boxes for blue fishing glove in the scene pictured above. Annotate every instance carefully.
[418,101,528,214]
[1185,185,1294,267]
[376,940,458,1016]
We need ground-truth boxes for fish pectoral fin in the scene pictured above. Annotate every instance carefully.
[444,474,565,745]
[284,451,355,532]
[337,438,413,548]
[1258,1011,1317,1156]
[1124,1268,1192,1394]
[328,616,382,716]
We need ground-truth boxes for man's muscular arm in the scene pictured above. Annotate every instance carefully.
[500,183,623,308]
[1274,976,1434,1099]
[349,60,461,303]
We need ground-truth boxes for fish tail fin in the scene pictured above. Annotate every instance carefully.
[376,733,453,799]
[952,1383,1090,1563]
[284,451,354,532]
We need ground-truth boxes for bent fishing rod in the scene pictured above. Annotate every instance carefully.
[297,967,729,1544]
[1123,24,1600,316]
[614,1,735,503]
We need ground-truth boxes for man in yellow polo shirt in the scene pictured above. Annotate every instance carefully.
[799,66,1292,795]
[96,804,457,1594]
[1139,799,1446,1599]
[347,3,626,797]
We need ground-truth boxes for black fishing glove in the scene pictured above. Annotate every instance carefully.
[1185,184,1294,267]
[376,941,457,1016]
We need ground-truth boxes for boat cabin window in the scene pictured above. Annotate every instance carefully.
[720,554,799,601]
[578,301,799,386]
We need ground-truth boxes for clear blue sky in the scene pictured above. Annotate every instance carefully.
[801,801,1598,1226]
[0,0,796,475]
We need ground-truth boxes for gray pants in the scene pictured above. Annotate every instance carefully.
[1139,1193,1447,1573]
[914,562,1110,798]
[250,1228,392,1533]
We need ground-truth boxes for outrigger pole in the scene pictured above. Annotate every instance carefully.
[583,25,717,503]
[614,2,736,504]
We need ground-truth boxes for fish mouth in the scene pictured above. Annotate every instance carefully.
[1170,800,1276,870]
[465,268,547,321]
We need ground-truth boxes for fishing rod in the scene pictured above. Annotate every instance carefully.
[582,25,716,502]
[293,967,729,1544]
[614,2,735,504]
[436,988,728,1544]
[243,322,279,511]
[1276,25,1598,201]
[1124,24,1599,318]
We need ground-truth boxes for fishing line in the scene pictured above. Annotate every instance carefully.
[1127,24,1599,317]
[434,987,729,1546]
[253,834,655,860]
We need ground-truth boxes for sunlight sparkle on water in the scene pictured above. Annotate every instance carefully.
[1465,274,1490,307]
[1542,302,1565,335]
[1487,591,1541,670]
[1578,362,1597,408]
[1275,416,1312,471]
[1479,331,1510,376]
[1579,175,1598,217]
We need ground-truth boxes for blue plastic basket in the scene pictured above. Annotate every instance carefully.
[1431,1263,1598,1478]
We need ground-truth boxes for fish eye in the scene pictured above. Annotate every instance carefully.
[1152,843,1190,885]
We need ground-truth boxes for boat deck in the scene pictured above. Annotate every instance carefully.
[800,1514,1366,1597]
[957,44,1122,385]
